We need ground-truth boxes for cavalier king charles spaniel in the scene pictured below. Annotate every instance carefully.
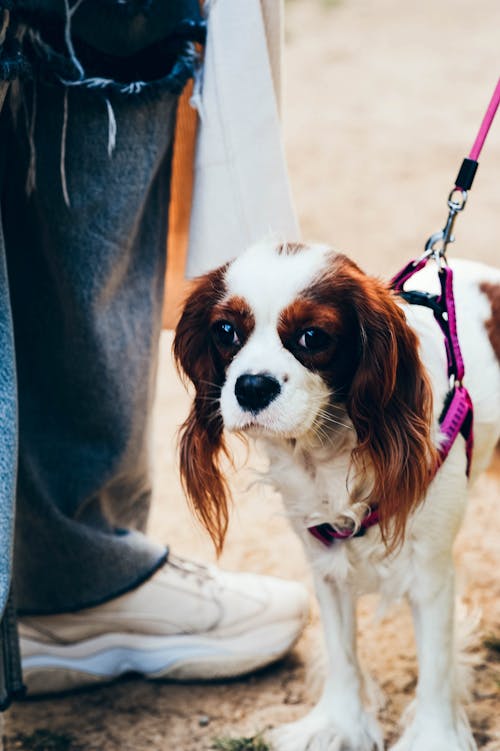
[174,241,500,751]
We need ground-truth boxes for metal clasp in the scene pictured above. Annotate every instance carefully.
[424,188,468,263]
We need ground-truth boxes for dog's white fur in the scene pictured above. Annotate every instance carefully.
[175,242,500,751]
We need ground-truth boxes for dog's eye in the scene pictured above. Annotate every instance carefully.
[297,327,331,351]
[212,320,241,348]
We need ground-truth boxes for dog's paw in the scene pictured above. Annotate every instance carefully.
[267,708,382,751]
[390,710,477,751]
[391,734,475,751]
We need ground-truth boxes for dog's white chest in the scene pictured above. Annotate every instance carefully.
[262,438,414,596]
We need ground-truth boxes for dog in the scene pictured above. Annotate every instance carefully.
[173,240,500,751]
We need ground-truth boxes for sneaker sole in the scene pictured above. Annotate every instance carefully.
[21,617,305,695]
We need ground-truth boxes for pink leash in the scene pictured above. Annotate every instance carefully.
[308,78,500,548]
[454,77,500,192]
[468,77,500,162]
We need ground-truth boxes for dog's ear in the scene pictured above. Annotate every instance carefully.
[345,273,438,550]
[173,265,230,555]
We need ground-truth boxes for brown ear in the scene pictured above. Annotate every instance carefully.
[345,273,438,550]
[173,265,230,555]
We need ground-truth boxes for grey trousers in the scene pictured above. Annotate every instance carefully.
[0,0,204,706]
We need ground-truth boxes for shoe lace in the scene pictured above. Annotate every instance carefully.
[167,555,216,588]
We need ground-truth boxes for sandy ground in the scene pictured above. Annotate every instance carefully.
[5,0,500,748]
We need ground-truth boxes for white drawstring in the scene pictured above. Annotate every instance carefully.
[25,82,38,195]
[60,88,71,207]
[63,0,85,79]
[105,97,117,157]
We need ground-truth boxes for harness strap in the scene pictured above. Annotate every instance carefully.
[308,507,380,546]
[393,264,465,382]
[437,266,465,381]
[390,257,428,290]
[438,385,473,474]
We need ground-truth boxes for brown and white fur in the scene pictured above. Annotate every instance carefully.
[174,241,500,751]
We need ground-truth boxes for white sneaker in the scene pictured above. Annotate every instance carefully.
[19,556,309,695]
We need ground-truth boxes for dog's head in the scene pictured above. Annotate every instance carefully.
[174,242,437,553]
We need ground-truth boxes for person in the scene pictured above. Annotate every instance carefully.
[0,0,308,706]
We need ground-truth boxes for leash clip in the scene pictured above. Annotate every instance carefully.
[424,189,468,263]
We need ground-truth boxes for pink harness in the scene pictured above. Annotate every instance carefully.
[309,78,500,548]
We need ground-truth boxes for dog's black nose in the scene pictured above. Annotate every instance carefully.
[235,373,281,413]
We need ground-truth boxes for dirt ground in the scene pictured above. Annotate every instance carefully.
[5,0,500,749]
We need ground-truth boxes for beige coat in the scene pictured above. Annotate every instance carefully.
[163,0,299,327]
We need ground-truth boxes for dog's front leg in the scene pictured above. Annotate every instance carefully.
[392,564,476,751]
[269,572,383,751]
